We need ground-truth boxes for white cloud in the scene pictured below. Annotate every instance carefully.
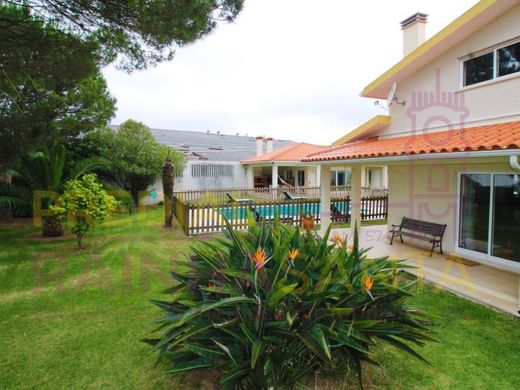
[103,0,478,144]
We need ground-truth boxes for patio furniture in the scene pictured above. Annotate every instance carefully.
[249,206,262,222]
[249,206,294,224]
[283,191,306,200]
[331,203,347,222]
[254,175,271,188]
[390,217,447,256]
[226,192,253,204]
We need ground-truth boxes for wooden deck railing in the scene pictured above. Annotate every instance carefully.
[173,194,388,235]
[173,185,387,204]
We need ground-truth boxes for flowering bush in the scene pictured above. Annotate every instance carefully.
[146,215,436,388]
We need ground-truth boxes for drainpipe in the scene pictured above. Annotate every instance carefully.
[509,155,520,172]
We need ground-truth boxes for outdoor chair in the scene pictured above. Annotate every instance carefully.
[226,192,254,204]
[283,191,306,200]
[331,203,348,222]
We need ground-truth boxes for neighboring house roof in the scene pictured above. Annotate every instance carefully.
[241,143,327,164]
[109,125,294,161]
[332,115,391,146]
[303,121,520,162]
[362,0,519,99]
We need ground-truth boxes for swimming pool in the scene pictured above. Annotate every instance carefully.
[219,201,349,221]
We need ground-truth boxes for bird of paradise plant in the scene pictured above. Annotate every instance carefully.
[146,213,436,389]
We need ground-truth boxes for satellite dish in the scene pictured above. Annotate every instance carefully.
[386,81,405,107]
[387,82,397,107]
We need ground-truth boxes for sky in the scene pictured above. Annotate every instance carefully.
[103,0,478,145]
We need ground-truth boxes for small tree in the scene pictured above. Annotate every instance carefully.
[53,174,117,249]
[85,120,185,206]
[162,157,175,227]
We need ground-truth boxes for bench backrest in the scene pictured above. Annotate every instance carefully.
[401,217,446,236]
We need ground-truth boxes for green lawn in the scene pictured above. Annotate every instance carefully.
[0,209,519,389]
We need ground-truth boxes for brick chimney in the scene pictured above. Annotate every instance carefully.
[266,137,273,154]
[256,136,264,157]
[401,12,428,57]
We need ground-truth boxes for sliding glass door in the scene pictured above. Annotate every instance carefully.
[459,173,520,262]
[491,174,520,261]
[459,174,491,254]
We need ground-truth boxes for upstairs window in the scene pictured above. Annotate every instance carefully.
[463,40,520,87]
[498,41,520,77]
[464,52,494,86]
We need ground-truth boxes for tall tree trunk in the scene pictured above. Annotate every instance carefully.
[0,173,13,222]
[162,158,175,227]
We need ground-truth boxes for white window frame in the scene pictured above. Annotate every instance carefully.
[331,169,346,186]
[455,171,520,273]
[460,37,520,89]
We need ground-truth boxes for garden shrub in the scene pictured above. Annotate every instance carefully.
[52,174,117,248]
[146,215,436,389]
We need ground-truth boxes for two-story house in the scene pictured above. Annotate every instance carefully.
[304,0,520,305]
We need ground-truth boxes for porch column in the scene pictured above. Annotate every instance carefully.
[351,166,362,229]
[316,165,321,187]
[246,165,254,188]
[271,163,278,188]
[382,166,389,188]
[320,165,331,232]
[360,166,365,188]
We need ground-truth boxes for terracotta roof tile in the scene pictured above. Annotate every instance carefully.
[303,121,520,162]
[242,143,327,163]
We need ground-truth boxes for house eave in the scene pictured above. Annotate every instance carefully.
[332,115,391,146]
[304,149,520,166]
[362,0,518,99]
[242,160,317,166]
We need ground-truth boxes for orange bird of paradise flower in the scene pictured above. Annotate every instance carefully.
[252,247,267,271]
[362,276,374,290]
[288,248,299,262]
[363,276,375,300]
[331,232,345,247]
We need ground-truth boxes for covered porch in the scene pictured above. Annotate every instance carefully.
[306,127,520,317]
[246,163,321,189]
[328,224,520,317]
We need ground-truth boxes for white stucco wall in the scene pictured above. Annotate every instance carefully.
[305,166,319,186]
[387,156,515,261]
[380,4,520,138]
[142,161,248,204]
[175,161,248,191]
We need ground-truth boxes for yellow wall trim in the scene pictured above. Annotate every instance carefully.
[332,115,391,146]
[362,0,501,98]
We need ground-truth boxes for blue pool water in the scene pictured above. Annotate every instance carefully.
[219,201,349,221]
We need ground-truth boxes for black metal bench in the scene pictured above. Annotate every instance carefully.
[389,217,446,256]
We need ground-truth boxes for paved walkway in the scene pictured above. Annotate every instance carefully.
[324,225,520,317]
